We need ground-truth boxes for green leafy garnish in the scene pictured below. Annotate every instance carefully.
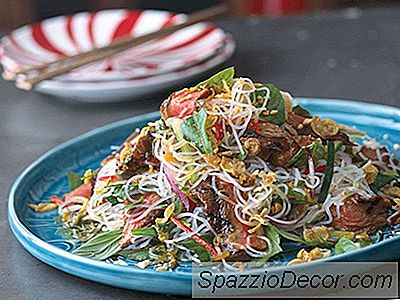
[196,67,234,89]
[334,237,360,255]
[274,227,307,244]
[67,171,83,191]
[238,147,248,160]
[182,108,213,154]
[120,248,150,261]
[131,227,157,237]
[124,196,145,210]
[72,229,122,260]
[260,84,286,125]
[104,183,125,206]
[256,225,282,261]
[318,141,335,203]
[179,234,213,262]
[371,170,398,192]
[285,141,325,168]
[292,105,311,117]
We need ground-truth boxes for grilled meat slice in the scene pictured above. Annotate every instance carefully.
[115,130,158,180]
[160,88,211,120]
[244,120,299,167]
[331,195,390,234]
[192,180,267,255]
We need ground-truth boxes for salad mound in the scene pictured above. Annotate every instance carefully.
[30,67,400,269]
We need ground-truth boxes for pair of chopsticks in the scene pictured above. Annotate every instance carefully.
[3,4,227,90]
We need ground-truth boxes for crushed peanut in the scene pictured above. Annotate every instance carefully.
[28,202,58,212]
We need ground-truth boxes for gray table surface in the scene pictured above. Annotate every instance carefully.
[1,6,400,300]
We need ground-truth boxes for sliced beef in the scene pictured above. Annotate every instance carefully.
[116,131,158,180]
[160,88,211,120]
[331,195,390,233]
[244,120,299,167]
[192,180,267,255]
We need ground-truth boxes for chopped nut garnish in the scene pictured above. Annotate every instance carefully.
[243,137,261,156]
[310,116,339,138]
[28,202,58,212]
[288,247,331,265]
[297,123,304,130]
[303,226,330,243]
[363,163,378,184]
[204,153,221,168]
[271,202,282,214]
[220,157,247,178]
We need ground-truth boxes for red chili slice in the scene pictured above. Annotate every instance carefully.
[171,216,218,256]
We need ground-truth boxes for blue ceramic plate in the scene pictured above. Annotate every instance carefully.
[8,99,400,295]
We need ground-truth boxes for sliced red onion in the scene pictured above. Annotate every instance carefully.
[164,167,195,211]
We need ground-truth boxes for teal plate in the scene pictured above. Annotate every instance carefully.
[8,99,400,295]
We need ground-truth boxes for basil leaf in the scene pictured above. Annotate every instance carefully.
[371,170,398,192]
[124,196,145,210]
[179,236,212,262]
[131,227,157,237]
[310,141,325,162]
[285,148,307,168]
[256,225,282,261]
[275,227,307,244]
[260,84,286,125]
[287,187,306,202]
[292,105,311,117]
[285,141,325,168]
[196,67,234,89]
[334,237,360,255]
[72,229,122,260]
[318,141,335,203]
[120,248,150,261]
[182,108,213,154]
[67,171,83,191]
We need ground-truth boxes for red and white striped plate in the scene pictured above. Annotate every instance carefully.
[0,9,230,82]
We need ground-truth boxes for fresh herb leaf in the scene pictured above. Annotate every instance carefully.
[275,227,307,244]
[287,188,306,202]
[318,141,335,203]
[260,84,286,125]
[179,235,213,262]
[292,105,311,117]
[131,227,157,237]
[196,67,234,89]
[238,147,248,161]
[67,171,83,191]
[371,170,398,192]
[182,108,213,154]
[285,141,325,168]
[72,229,122,260]
[124,196,145,210]
[285,148,307,168]
[310,141,325,162]
[334,237,360,255]
[120,248,150,261]
[256,225,282,261]
[104,183,125,206]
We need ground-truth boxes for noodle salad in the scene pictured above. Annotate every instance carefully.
[30,67,400,270]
